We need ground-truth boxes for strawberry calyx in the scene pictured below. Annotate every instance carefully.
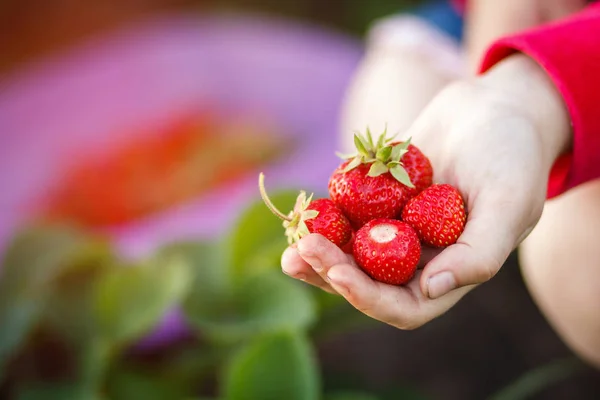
[258,173,319,245]
[336,127,415,188]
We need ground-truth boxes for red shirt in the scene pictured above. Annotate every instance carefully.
[457,1,600,198]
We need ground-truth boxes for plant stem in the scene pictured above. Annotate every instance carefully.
[80,337,112,394]
[258,173,292,221]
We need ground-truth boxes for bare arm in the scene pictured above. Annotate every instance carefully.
[464,0,587,73]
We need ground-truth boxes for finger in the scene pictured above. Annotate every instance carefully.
[296,233,356,279]
[326,264,474,329]
[420,194,516,299]
[298,234,474,329]
[281,246,337,294]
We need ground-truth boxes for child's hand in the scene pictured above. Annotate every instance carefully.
[281,54,571,329]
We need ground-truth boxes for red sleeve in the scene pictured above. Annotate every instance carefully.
[450,0,466,13]
[478,4,600,199]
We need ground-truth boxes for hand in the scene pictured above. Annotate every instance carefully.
[281,54,571,329]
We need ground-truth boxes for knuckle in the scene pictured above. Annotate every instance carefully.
[350,291,381,317]
[476,255,502,283]
[354,299,376,316]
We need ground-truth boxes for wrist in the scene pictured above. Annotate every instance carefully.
[478,54,571,170]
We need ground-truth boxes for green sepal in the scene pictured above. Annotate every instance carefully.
[341,156,362,173]
[303,210,319,220]
[296,221,310,238]
[336,127,416,187]
[376,145,392,162]
[335,151,356,160]
[391,139,410,161]
[353,134,369,158]
[281,191,321,245]
[365,127,375,148]
[304,192,314,207]
[390,165,415,188]
[367,161,388,177]
[376,124,388,149]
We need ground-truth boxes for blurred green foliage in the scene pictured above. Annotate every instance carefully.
[0,192,585,399]
[212,0,424,36]
[0,193,384,400]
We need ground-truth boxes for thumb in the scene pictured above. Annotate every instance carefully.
[419,197,519,299]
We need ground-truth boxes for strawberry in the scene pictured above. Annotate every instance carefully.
[328,128,433,228]
[353,218,421,285]
[401,184,466,247]
[42,114,287,227]
[259,173,352,248]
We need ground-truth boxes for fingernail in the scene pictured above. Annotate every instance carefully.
[427,271,456,299]
[311,260,322,272]
[295,273,307,281]
[281,247,297,265]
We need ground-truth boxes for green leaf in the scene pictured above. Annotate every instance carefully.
[94,256,191,344]
[106,367,186,400]
[389,166,415,188]
[227,191,298,279]
[16,383,98,400]
[367,161,388,177]
[353,134,369,157]
[375,145,392,162]
[161,241,230,316]
[0,224,110,295]
[157,345,228,387]
[242,240,289,279]
[223,330,320,400]
[184,271,316,344]
[42,253,115,345]
[0,225,112,371]
[325,392,380,400]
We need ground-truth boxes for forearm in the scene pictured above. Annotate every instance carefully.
[464,0,586,73]
[478,54,571,172]
[478,3,600,198]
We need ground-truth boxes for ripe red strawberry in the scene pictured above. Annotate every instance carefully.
[328,129,432,228]
[401,184,466,247]
[353,218,421,285]
[259,173,352,248]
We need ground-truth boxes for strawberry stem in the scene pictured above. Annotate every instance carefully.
[258,173,292,222]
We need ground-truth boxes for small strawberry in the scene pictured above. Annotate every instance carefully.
[401,184,466,247]
[353,218,421,285]
[328,128,433,228]
[259,173,352,248]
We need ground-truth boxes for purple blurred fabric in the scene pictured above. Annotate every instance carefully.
[0,12,363,347]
